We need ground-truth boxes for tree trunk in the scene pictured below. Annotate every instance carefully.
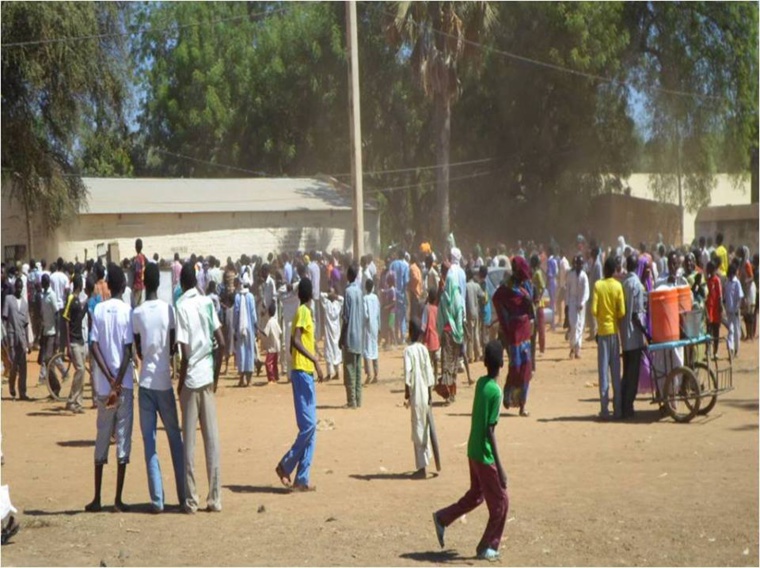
[23,195,34,259]
[434,93,451,250]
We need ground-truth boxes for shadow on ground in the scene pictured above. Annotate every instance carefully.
[56,440,95,448]
[399,550,473,565]
[350,472,439,482]
[223,485,291,495]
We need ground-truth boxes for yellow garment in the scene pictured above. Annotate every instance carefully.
[715,245,728,276]
[291,304,315,374]
[592,277,626,336]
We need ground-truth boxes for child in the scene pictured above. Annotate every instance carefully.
[363,279,380,385]
[320,288,343,381]
[432,340,509,562]
[705,261,722,358]
[382,273,398,349]
[421,287,441,379]
[258,303,282,384]
[403,318,436,479]
[724,262,744,358]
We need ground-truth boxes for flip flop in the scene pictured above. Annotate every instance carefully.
[275,463,292,487]
[290,483,316,492]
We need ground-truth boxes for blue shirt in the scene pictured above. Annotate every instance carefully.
[390,260,409,305]
[342,280,364,354]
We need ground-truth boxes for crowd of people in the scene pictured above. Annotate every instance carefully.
[1,230,757,558]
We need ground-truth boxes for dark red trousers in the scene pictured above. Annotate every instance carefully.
[437,458,509,552]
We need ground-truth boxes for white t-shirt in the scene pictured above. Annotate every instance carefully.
[49,271,69,310]
[91,298,134,396]
[132,299,175,391]
[175,288,221,389]
[263,317,282,353]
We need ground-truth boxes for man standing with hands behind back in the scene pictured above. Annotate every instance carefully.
[175,263,225,513]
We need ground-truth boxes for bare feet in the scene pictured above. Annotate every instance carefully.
[84,500,102,513]
[114,500,131,512]
[275,463,292,487]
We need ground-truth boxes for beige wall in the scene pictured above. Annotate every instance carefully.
[2,189,380,262]
[625,173,751,244]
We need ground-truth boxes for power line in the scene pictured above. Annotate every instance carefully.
[371,169,494,194]
[154,149,272,177]
[332,157,494,178]
[1,6,290,48]
[389,10,723,102]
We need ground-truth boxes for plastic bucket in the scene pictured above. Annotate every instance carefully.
[650,287,679,343]
[677,285,693,313]
[680,309,702,339]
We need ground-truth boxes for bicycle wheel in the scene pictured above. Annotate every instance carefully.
[45,352,71,401]
[693,362,718,416]
[663,366,701,423]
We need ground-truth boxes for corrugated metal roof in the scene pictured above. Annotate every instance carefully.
[79,177,376,215]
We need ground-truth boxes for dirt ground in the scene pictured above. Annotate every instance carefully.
[1,328,757,567]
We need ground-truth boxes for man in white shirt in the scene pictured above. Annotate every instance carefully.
[566,255,590,359]
[132,263,184,513]
[86,264,135,513]
[557,250,571,330]
[49,259,69,352]
[176,263,225,514]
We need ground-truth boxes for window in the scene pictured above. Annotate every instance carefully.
[4,245,26,263]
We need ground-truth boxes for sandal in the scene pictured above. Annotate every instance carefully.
[290,483,316,492]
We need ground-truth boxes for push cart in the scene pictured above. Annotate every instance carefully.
[644,334,733,423]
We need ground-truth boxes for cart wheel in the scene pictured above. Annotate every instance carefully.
[693,362,718,416]
[45,352,71,401]
[663,366,701,423]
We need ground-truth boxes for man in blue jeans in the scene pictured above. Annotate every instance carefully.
[276,278,324,492]
[132,263,185,512]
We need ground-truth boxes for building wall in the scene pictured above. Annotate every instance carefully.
[625,173,751,244]
[590,194,682,249]
[2,190,380,262]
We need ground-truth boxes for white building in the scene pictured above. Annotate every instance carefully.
[1,177,380,263]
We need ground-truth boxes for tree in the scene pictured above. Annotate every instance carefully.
[625,1,758,239]
[386,1,496,247]
[1,2,130,256]
[135,2,350,177]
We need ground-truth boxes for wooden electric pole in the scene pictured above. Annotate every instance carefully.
[346,0,364,260]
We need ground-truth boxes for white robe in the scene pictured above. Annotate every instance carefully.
[404,342,435,469]
[566,270,589,353]
[363,293,380,360]
[321,293,344,373]
[279,287,300,377]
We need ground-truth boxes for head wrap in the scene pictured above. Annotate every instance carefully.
[511,256,532,282]
[450,247,462,265]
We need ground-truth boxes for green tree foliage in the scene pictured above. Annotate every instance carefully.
[1,1,130,254]
[452,2,639,244]
[625,2,758,215]
[135,2,350,177]
[386,1,497,245]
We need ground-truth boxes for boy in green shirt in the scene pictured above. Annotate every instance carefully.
[433,340,509,561]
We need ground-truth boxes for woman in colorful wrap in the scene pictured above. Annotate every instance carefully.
[435,273,464,404]
[492,257,534,417]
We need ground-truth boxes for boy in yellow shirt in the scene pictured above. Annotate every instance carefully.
[276,278,324,492]
[592,257,626,420]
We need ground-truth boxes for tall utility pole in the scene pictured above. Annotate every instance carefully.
[346,0,364,260]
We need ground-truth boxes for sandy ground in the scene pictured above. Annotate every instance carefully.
[1,327,757,567]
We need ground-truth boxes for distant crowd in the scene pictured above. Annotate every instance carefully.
[1,231,756,558]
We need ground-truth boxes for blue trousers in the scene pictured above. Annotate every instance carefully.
[139,388,185,511]
[280,370,317,486]
[597,334,621,417]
